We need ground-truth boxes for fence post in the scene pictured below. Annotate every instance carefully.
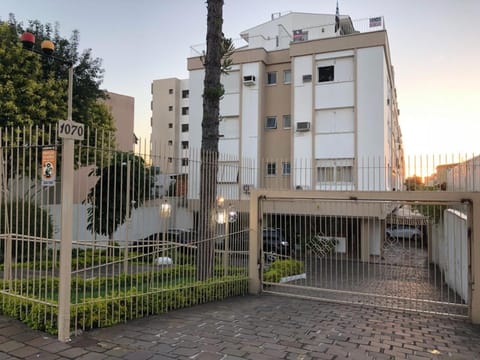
[58,67,74,342]
[471,195,480,324]
[248,190,261,294]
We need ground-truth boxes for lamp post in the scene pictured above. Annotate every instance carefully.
[215,197,237,277]
[158,199,172,264]
[123,161,131,274]
[20,32,82,342]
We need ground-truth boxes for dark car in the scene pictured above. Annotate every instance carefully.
[132,233,163,254]
[133,229,196,254]
[263,228,292,260]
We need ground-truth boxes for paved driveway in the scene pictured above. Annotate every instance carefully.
[1,294,480,359]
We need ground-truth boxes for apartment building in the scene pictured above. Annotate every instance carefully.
[151,78,190,173]
[103,91,136,152]
[152,12,405,198]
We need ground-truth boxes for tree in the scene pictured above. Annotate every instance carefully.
[0,200,53,262]
[196,0,226,281]
[405,175,424,191]
[0,22,66,128]
[0,16,116,179]
[85,153,150,241]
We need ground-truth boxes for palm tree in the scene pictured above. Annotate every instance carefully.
[197,0,225,280]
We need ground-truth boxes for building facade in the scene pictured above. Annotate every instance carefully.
[151,78,190,173]
[152,12,405,198]
[103,91,136,152]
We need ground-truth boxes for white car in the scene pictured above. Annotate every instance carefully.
[154,256,173,265]
[386,225,422,241]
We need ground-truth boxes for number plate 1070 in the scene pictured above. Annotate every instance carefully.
[58,120,85,141]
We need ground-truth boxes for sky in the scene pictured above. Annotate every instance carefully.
[1,0,479,157]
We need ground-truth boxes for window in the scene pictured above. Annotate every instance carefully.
[336,165,353,182]
[266,71,277,85]
[181,158,189,166]
[168,157,173,163]
[168,140,173,146]
[181,141,189,149]
[168,123,173,128]
[182,107,189,115]
[317,167,334,182]
[283,70,291,84]
[318,66,334,82]
[168,105,173,111]
[182,90,189,98]
[266,162,276,176]
[317,159,353,183]
[169,89,173,94]
[181,124,189,132]
[282,115,291,129]
[292,29,308,42]
[265,116,277,129]
[282,162,291,175]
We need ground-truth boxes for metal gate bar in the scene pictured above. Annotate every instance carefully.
[256,194,471,318]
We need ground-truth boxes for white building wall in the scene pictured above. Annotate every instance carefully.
[442,209,469,302]
[314,56,355,160]
[188,69,205,200]
[293,55,313,189]
[356,46,387,190]
[241,13,336,51]
[240,62,261,189]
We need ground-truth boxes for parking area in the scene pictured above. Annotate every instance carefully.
[2,294,480,359]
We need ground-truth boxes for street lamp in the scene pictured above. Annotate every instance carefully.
[156,199,172,265]
[19,31,77,342]
[215,198,237,276]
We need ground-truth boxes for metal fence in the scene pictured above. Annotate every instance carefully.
[1,125,479,340]
[0,126,249,341]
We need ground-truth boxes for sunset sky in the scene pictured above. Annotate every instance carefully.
[1,0,479,157]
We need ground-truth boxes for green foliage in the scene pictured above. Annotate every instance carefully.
[0,16,116,178]
[0,23,66,128]
[0,274,248,334]
[0,200,53,262]
[263,259,305,283]
[405,175,425,191]
[86,152,151,238]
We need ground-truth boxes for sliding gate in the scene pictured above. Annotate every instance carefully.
[259,193,471,318]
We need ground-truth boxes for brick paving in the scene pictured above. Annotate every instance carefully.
[1,294,480,359]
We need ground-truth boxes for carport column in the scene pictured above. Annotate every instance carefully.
[360,218,370,262]
[248,191,261,294]
[471,196,480,324]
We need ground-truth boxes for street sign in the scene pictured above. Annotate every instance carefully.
[58,120,84,140]
[41,147,57,187]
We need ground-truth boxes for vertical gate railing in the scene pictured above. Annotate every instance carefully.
[248,190,480,323]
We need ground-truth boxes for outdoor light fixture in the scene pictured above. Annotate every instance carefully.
[20,31,35,50]
[216,208,227,224]
[227,204,237,223]
[160,199,172,218]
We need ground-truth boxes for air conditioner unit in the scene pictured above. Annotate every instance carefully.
[243,75,256,86]
[296,122,311,132]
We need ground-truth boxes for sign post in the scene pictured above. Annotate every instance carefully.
[58,66,83,342]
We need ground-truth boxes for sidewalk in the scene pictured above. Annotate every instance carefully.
[1,294,480,359]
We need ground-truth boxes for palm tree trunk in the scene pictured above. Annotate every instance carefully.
[197,0,224,281]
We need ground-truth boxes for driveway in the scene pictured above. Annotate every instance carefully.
[1,294,480,359]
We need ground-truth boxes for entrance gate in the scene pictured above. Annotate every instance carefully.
[250,191,478,319]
